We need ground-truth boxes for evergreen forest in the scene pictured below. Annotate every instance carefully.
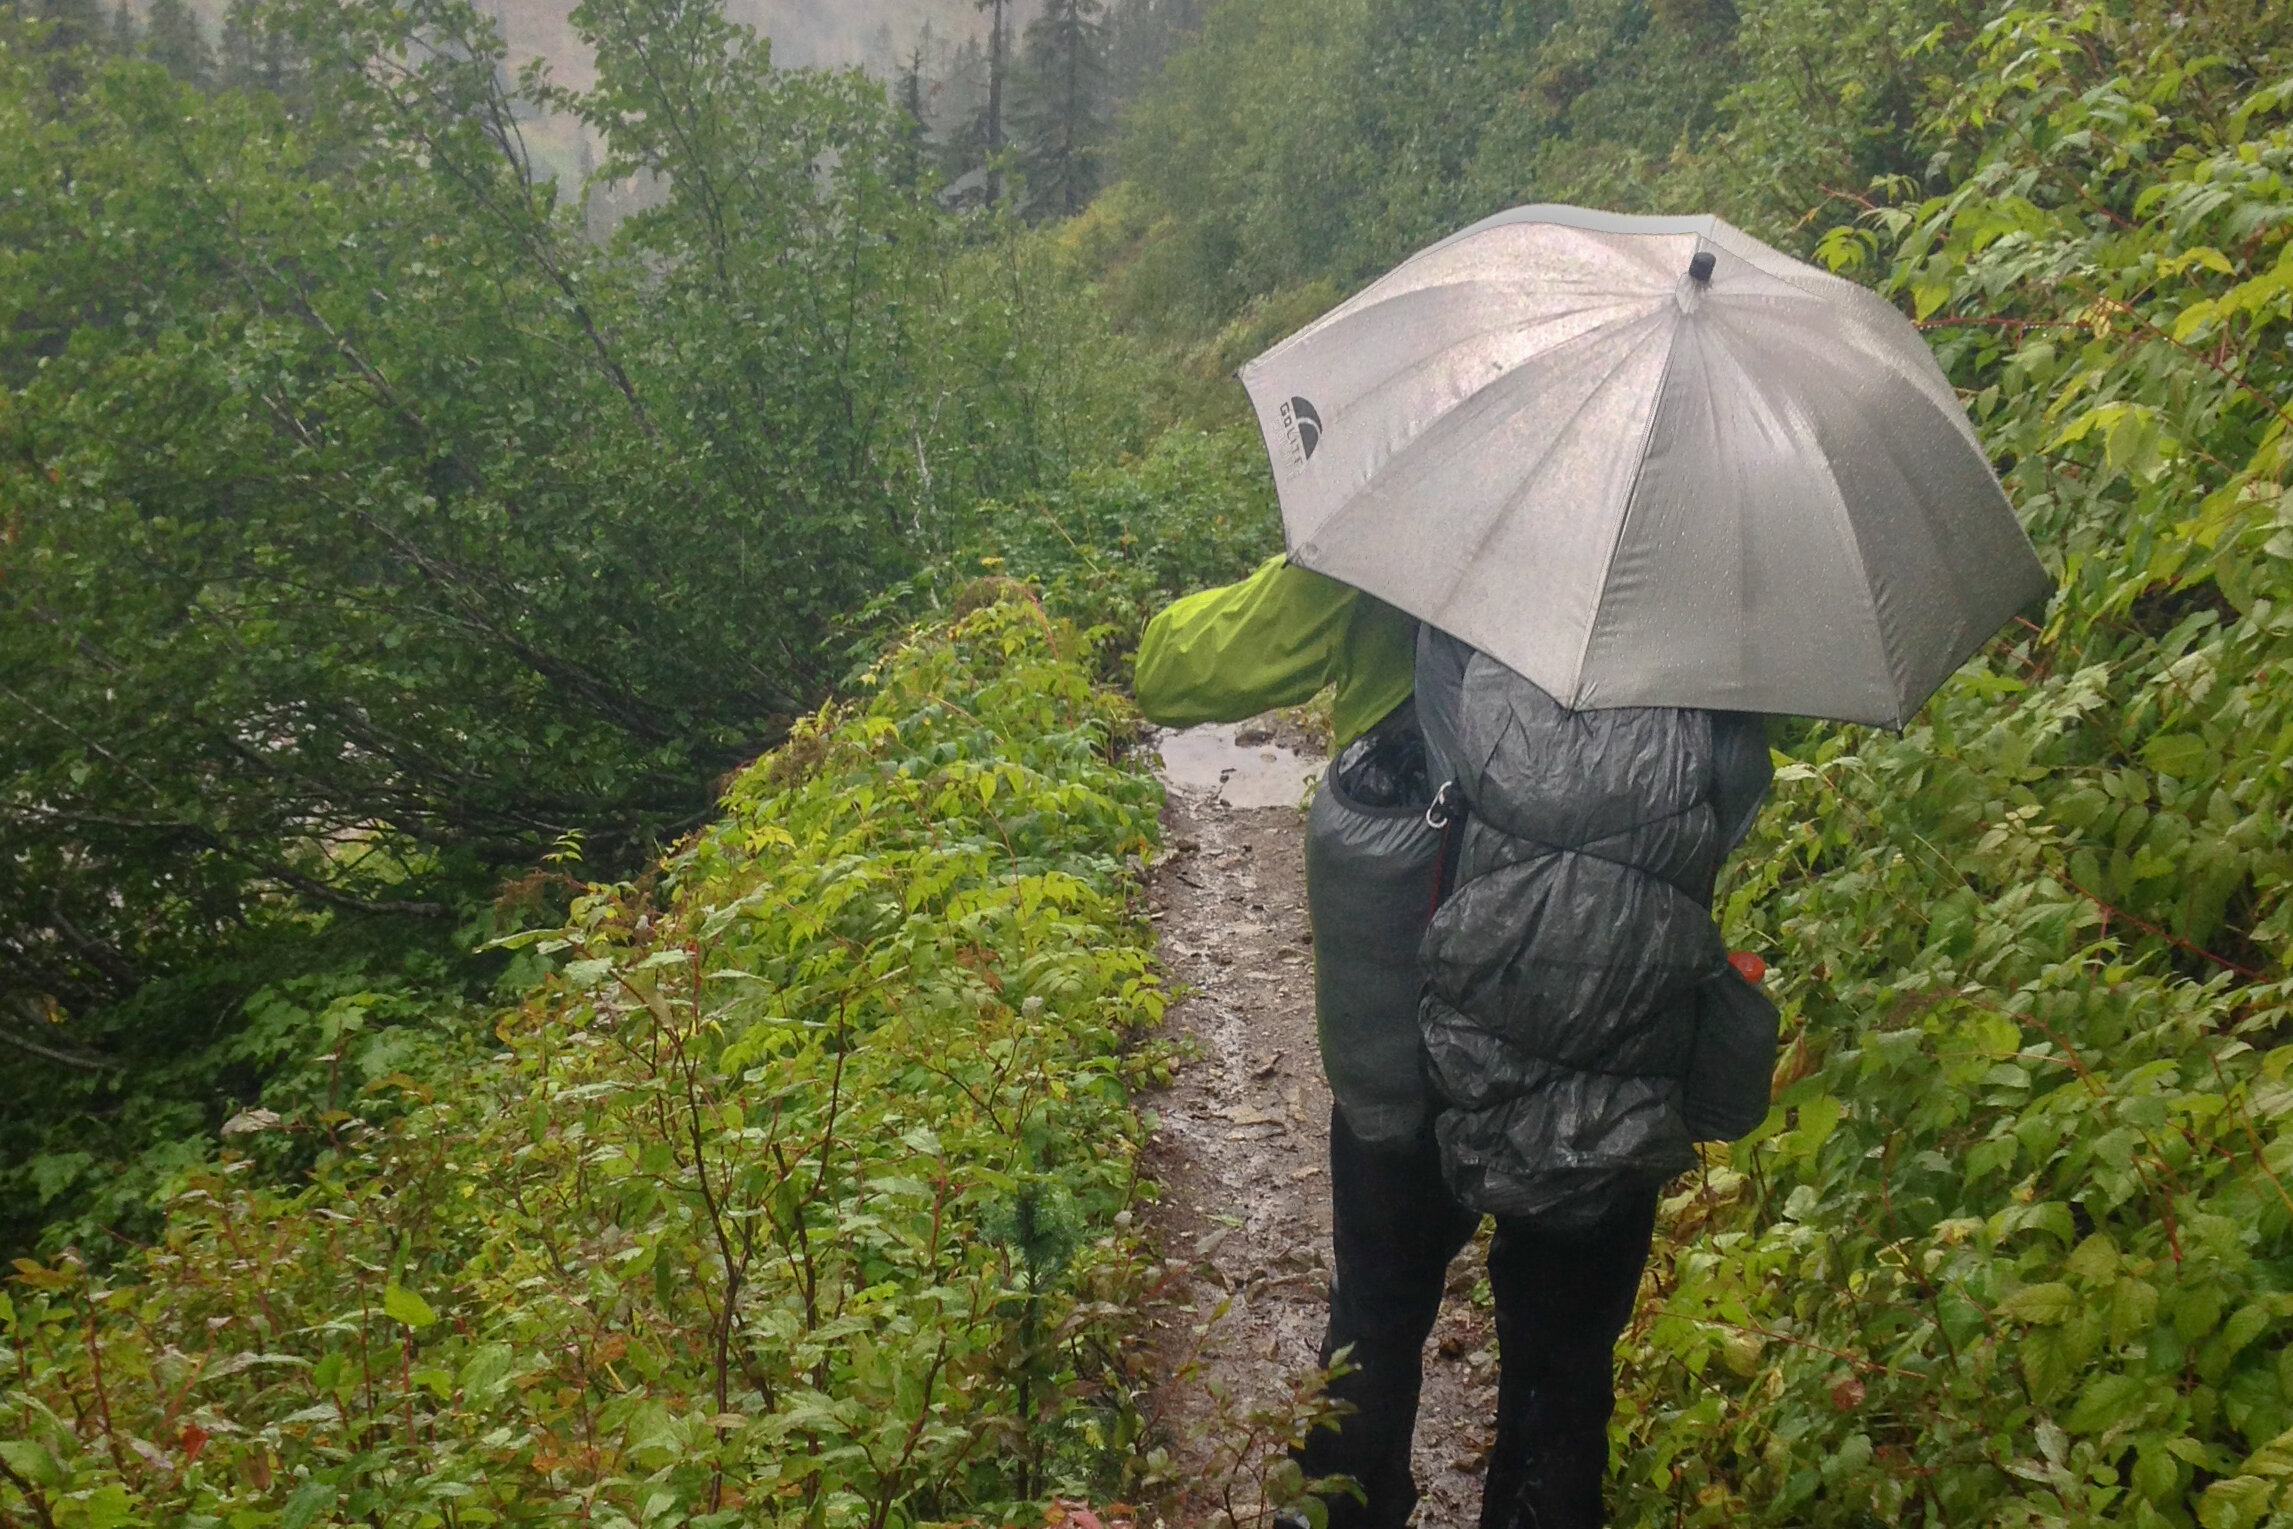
[6,0,2293,1523]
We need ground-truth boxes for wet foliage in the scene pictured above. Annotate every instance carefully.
[0,0,1153,1256]
[2,601,1180,1527]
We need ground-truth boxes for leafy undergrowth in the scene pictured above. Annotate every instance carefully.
[1617,18,2293,1529]
[2,599,1176,1528]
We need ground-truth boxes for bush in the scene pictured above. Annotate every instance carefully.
[0,0,1149,1260]
[863,424,1284,682]
[1,599,1173,1527]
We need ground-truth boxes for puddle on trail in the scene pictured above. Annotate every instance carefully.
[1154,723,1322,810]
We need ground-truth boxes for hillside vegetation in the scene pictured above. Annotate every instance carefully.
[4,600,1182,1525]
[1063,6,2293,1516]
[0,0,1165,1254]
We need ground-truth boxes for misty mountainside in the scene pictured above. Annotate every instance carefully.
[151,0,1031,91]
[480,0,1040,88]
[735,0,1038,70]
[131,0,1070,199]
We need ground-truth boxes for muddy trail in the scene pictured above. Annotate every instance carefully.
[1137,720,1498,1529]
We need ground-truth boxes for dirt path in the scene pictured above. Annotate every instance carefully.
[1139,720,1497,1529]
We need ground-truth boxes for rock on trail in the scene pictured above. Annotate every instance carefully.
[1139,719,1498,1528]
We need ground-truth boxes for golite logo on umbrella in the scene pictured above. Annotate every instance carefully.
[1278,395,1323,467]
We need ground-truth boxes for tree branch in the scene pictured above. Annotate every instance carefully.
[0,1025,115,1073]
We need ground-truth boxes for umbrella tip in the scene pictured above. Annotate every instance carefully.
[1688,251,1716,283]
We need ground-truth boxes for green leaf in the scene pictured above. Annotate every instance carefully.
[561,958,616,989]
[281,1478,337,1529]
[456,1342,515,1403]
[2022,1325,2073,1405]
[2198,1475,2275,1529]
[382,1281,437,1330]
[1999,1282,2079,1324]
[2068,1233,2120,1284]
[2065,1371,2150,1434]
[2141,733,2211,780]
[2113,1278,2162,1348]
[76,1485,133,1529]
[2200,1302,2275,1381]
[1789,1095,1844,1158]
[2177,1283,2228,1343]
[0,1441,62,1488]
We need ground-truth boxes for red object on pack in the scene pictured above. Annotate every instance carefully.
[1727,950,1767,984]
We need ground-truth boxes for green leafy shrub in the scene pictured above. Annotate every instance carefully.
[866,424,1284,681]
[1,599,1171,1527]
[0,0,1153,1260]
[972,426,1282,632]
[0,935,491,1260]
[1615,13,2293,1527]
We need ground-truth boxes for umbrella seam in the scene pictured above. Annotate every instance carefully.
[1578,263,1695,708]
[1430,313,1677,663]
[1274,286,1657,531]
[1803,396,1907,729]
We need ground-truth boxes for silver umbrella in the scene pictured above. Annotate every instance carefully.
[1239,205,2052,727]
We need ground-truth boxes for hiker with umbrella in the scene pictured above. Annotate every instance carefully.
[1134,206,2051,1529]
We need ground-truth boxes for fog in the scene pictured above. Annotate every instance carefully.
[170,0,1038,90]
[489,0,1041,89]
[739,0,1041,72]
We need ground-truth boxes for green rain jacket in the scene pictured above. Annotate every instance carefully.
[1132,556,1417,746]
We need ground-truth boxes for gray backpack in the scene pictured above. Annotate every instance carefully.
[1303,627,1776,1218]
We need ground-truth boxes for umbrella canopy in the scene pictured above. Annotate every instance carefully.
[1239,204,2053,727]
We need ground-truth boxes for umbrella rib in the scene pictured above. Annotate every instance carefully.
[1831,483,1902,728]
[1804,342,2013,722]
[1296,306,1675,605]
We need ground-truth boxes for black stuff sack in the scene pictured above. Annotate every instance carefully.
[1306,703,1442,1143]
[1682,967,1781,1143]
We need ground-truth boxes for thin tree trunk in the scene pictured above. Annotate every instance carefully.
[986,0,1006,202]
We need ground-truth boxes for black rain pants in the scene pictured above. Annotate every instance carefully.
[1295,1109,1658,1529]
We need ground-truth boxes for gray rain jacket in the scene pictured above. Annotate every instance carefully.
[1413,627,1773,1223]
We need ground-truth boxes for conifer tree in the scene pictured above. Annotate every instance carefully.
[935,34,991,196]
[34,0,107,54]
[217,0,302,106]
[217,0,258,84]
[893,36,931,189]
[24,0,106,96]
[977,0,1007,202]
[1014,0,1107,219]
[1104,0,1197,104]
[144,0,211,87]
[109,1,137,53]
